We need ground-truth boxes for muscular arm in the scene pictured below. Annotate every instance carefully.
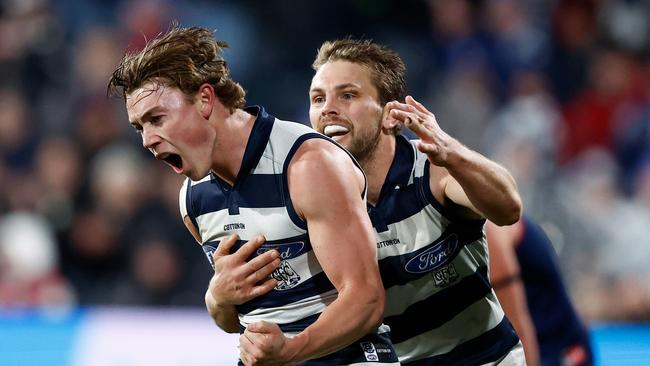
[240,139,384,364]
[388,96,521,225]
[487,220,540,366]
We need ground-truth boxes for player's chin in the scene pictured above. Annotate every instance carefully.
[330,132,351,144]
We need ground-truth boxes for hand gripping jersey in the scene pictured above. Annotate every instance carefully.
[371,135,521,365]
[516,215,594,366]
[179,107,398,365]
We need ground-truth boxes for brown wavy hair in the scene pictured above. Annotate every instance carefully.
[312,38,406,106]
[108,25,246,110]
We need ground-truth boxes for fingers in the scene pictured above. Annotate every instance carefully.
[245,242,278,272]
[389,108,429,137]
[386,99,419,114]
[248,256,281,282]
[213,233,239,258]
[405,95,429,114]
[386,96,433,122]
[239,333,257,365]
[213,235,272,264]
[246,320,271,333]
[404,113,429,137]
[250,278,278,298]
[235,235,267,260]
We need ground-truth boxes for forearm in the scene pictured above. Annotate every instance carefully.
[444,140,521,225]
[494,285,540,366]
[286,287,384,362]
[205,290,241,333]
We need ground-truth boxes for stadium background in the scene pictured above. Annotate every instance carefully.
[0,0,649,364]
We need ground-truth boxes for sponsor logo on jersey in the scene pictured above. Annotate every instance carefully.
[360,342,379,362]
[256,241,305,260]
[432,263,459,287]
[377,238,401,248]
[223,222,246,231]
[405,234,459,274]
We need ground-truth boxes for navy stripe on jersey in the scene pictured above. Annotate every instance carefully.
[277,313,321,333]
[420,162,487,226]
[384,266,491,344]
[237,271,335,315]
[188,174,284,215]
[369,175,427,232]
[202,234,313,263]
[306,331,399,366]
[403,317,519,366]
[379,225,484,288]
[238,106,274,180]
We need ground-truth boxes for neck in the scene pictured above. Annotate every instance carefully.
[211,108,255,185]
[362,133,396,206]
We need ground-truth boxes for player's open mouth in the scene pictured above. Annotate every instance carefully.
[158,152,184,173]
[323,124,350,138]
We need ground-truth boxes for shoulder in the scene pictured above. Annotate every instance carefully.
[289,138,358,182]
[287,138,365,212]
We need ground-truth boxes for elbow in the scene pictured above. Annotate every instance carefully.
[363,286,386,332]
[492,195,522,226]
[342,282,385,334]
[221,322,241,334]
[210,312,240,333]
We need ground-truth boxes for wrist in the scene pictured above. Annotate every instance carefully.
[284,330,310,364]
[439,138,468,169]
[205,290,229,312]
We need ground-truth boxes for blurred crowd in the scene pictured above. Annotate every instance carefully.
[0,0,649,322]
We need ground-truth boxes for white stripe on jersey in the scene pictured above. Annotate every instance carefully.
[197,207,305,243]
[375,207,448,260]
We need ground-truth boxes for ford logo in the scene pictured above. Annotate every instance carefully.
[256,241,305,260]
[405,234,459,274]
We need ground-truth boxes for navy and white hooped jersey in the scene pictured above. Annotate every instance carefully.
[180,106,398,365]
[372,135,521,365]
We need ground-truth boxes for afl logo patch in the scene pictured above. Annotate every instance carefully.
[405,234,459,274]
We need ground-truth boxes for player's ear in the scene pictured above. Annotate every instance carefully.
[382,104,400,130]
[197,83,214,118]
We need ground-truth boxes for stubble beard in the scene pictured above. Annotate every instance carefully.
[346,123,382,169]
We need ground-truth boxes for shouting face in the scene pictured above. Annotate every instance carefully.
[126,82,216,181]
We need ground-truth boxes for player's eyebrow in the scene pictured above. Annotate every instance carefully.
[310,83,361,94]
[129,106,163,125]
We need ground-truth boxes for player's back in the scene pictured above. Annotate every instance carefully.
[516,215,593,366]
